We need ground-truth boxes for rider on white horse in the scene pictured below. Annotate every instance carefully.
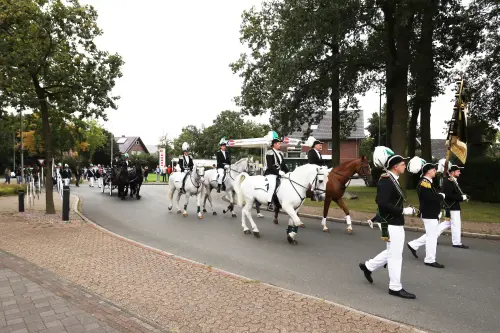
[216,137,231,193]
[179,142,194,194]
[265,137,289,211]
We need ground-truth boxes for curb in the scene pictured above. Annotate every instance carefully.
[292,211,500,240]
[141,183,168,186]
[70,194,427,333]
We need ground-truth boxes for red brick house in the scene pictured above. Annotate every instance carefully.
[287,110,365,163]
[115,136,149,155]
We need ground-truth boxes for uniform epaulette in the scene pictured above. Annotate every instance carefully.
[420,180,431,189]
[380,173,389,179]
[266,150,274,156]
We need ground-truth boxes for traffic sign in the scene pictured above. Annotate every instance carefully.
[228,140,235,146]
[283,137,290,144]
[38,159,45,165]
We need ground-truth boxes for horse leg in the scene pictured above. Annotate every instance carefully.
[176,190,182,214]
[255,202,264,218]
[196,191,204,219]
[282,203,300,245]
[206,188,217,216]
[183,193,189,217]
[202,189,208,213]
[335,198,352,233]
[227,191,237,218]
[241,201,253,235]
[244,201,260,237]
[321,196,333,232]
[136,183,141,199]
[273,206,279,224]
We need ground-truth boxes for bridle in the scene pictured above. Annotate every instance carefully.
[189,168,205,190]
[332,161,371,188]
[285,169,327,205]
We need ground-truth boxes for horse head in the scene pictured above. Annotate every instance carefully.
[233,157,249,173]
[355,155,372,185]
[194,165,205,183]
[312,165,329,201]
[289,164,328,200]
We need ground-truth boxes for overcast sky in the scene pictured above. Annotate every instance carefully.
[81,0,460,145]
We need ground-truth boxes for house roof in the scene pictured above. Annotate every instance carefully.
[431,139,447,159]
[146,145,158,154]
[290,109,365,140]
[114,136,149,154]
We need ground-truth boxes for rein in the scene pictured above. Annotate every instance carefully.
[285,171,324,205]
[331,161,370,189]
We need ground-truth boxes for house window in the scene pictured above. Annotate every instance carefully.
[136,141,139,145]
[328,141,332,150]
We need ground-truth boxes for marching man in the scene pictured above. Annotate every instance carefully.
[264,135,289,211]
[407,161,446,268]
[359,154,417,299]
[306,136,325,166]
[179,142,194,194]
[440,164,469,248]
[61,164,72,186]
[216,137,231,193]
[88,163,95,187]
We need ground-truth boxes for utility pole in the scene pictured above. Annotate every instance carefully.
[110,133,113,166]
[13,132,16,170]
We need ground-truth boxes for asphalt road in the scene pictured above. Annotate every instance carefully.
[75,184,500,333]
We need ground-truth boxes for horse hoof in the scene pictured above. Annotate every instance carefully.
[231,213,237,218]
[243,229,252,234]
[273,219,278,225]
[222,210,227,214]
[323,228,330,233]
[203,209,207,213]
[287,235,298,245]
[299,223,305,228]
[136,195,141,200]
[183,212,188,217]
[347,227,353,234]
[253,231,260,238]
[168,206,172,211]
[198,215,203,219]
[257,213,264,218]
[213,212,217,216]
[177,210,182,214]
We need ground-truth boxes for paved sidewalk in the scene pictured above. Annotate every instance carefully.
[0,253,164,333]
[0,205,424,332]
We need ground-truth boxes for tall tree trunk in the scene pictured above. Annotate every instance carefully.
[330,46,341,166]
[385,60,394,148]
[407,97,420,158]
[33,76,55,214]
[419,1,435,162]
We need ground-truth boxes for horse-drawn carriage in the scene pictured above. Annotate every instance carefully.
[101,167,116,196]
[101,162,143,200]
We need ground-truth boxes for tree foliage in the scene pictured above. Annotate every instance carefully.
[0,0,123,213]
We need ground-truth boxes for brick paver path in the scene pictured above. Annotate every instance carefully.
[0,254,165,333]
[0,204,425,333]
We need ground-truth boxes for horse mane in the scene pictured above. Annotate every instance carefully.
[234,157,248,165]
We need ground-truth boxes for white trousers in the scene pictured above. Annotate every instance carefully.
[408,219,439,263]
[437,210,462,245]
[98,178,103,188]
[63,178,70,186]
[217,168,225,185]
[89,177,94,187]
[365,225,405,291]
[266,174,277,202]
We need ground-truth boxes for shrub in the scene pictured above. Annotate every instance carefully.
[0,184,27,196]
[458,157,500,203]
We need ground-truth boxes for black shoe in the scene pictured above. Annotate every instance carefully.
[222,184,226,191]
[425,262,445,268]
[217,185,221,193]
[389,289,416,299]
[358,263,373,283]
[453,244,469,249]
[267,203,274,211]
[407,243,418,259]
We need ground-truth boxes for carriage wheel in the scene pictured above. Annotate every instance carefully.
[109,181,113,196]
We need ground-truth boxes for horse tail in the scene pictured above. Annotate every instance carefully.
[233,172,248,207]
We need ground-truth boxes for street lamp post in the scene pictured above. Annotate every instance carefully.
[20,110,24,184]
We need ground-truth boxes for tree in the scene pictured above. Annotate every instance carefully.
[84,120,106,161]
[171,125,204,158]
[231,0,371,165]
[0,0,123,213]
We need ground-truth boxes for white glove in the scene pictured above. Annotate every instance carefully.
[439,193,445,199]
[224,164,230,170]
[403,207,415,216]
[462,195,468,201]
[279,171,286,177]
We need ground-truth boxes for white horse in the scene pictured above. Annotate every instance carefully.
[202,157,249,217]
[167,166,205,219]
[234,164,328,244]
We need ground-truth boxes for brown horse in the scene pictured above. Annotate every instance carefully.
[267,156,372,232]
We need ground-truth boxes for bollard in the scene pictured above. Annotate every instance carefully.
[62,185,70,222]
[18,190,25,212]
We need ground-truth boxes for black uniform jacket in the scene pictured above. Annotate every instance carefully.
[307,149,325,166]
[264,149,289,176]
[418,177,444,219]
[443,177,464,211]
[376,173,405,226]
[216,150,231,169]
[179,155,194,172]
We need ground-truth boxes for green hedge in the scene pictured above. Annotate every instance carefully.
[0,184,27,196]
[458,157,500,203]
